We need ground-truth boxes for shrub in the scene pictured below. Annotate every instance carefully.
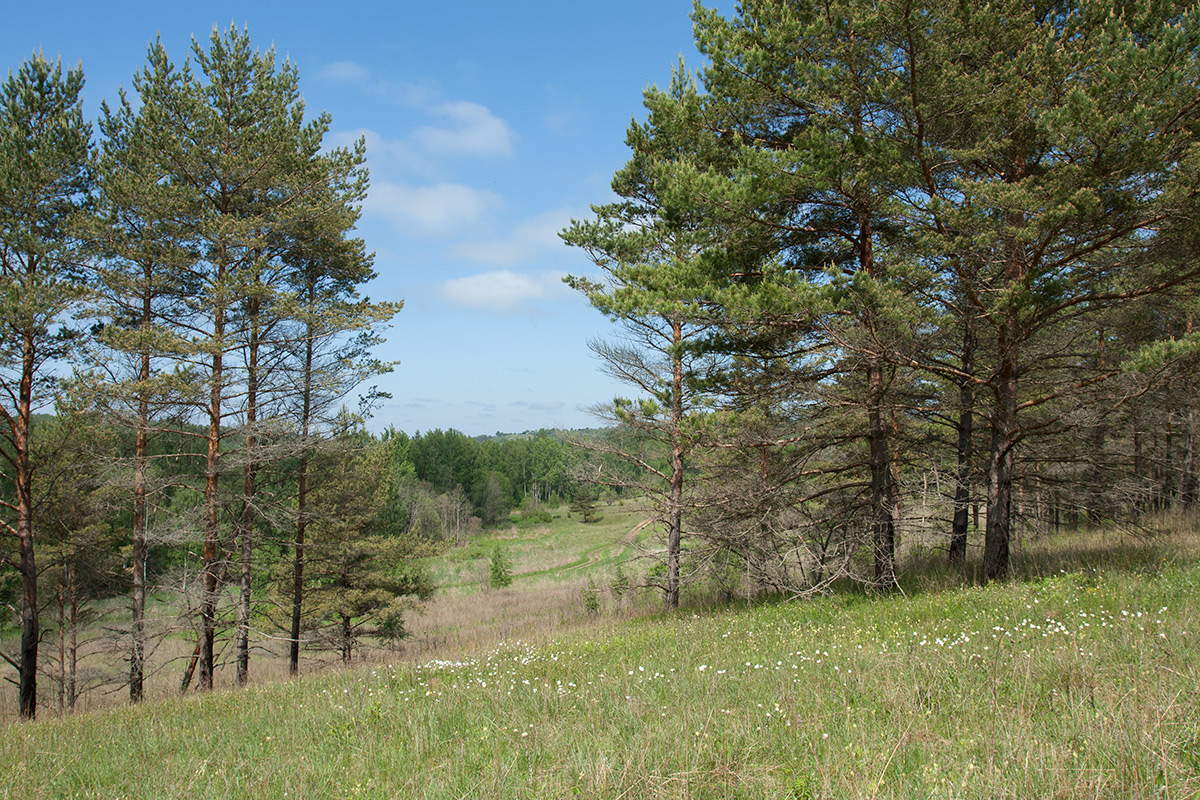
[610,566,631,602]
[514,498,553,526]
[489,544,513,589]
[582,577,601,614]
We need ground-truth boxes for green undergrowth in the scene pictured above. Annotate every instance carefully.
[4,555,1199,799]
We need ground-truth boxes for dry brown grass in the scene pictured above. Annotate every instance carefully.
[0,571,656,724]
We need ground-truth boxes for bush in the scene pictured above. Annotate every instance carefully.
[514,498,553,527]
[489,544,513,589]
[582,577,601,614]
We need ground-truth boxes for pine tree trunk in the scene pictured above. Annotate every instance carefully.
[1087,328,1108,523]
[179,639,201,693]
[290,320,315,675]
[949,326,975,565]
[982,156,1031,583]
[868,360,897,589]
[199,301,224,692]
[984,323,1018,582]
[57,576,66,711]
[236,296,260,686]
[290,448,308,675]
[67,576,78,712]
[857,202,897,591]
[17,329,38,719]
[666,319,684,611]
[130,333,150,703]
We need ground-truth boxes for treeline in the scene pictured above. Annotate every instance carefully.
[564,0,1200,608]
[0,27,415,720]
[381,427,592,535]
[2,414,439,702]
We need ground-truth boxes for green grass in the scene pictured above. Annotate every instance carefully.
[4,546,1199,798]
[424,500,655,592]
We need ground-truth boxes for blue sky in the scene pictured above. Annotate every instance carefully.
[2,1,727,436]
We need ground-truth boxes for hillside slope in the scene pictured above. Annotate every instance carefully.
[3,550,1198,799]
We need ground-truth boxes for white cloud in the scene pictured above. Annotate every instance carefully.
[436,270,569,313]
[325,129,366,151]
[317,59,437,105]
[328,104,513,174]
[327,128,423,172]
[318,60,371,83]
[414,101,516,159]
[366,181,503,237]
[448,208,575,267]
[320,61,512,161]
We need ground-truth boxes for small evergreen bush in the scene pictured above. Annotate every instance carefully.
[489,544,513,589]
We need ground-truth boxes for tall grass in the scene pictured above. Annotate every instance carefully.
[0,500,658,719]
[3,537,1199,798]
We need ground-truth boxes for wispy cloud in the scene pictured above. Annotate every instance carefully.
[326,128,423,172]
[414,101,516,159]
[317,59,436,106]
[511,400,565,411]
[366,181,503,237]
[541,86,586,138]
[448,209,575,267]
[436,270,570,313]
[320,61,513,161]
[318,60,371,83]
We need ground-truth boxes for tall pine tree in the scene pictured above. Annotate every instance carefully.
[0,53,91,719]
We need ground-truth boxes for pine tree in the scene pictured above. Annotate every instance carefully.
[674,0,1200,584]
[569,485,601,524]
[0,53,91,719]
[277,185,399,676]
[898,0,1200,578]
[488,543,513,589]
[302,424,432,663]
[129,25,386,689]
[84,40,200,703]
[562,67,728,609]
[32,408,122,713]
[686,0,922,589]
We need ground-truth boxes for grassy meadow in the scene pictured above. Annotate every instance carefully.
[3,509,1200,798]
[422,499,651,591]
[399,500,655,659]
